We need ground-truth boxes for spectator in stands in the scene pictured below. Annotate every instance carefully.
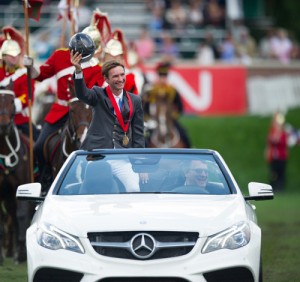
[234,27,257,65]
[196,31,220,65]
[186,0,205,28]
[148,6,166,33]
[158,32,180,60]
[164,0,187,32]
[270,28,293,64]
[145,0,166,11]
[134,26,156,62]
[219,31,236,63]
[203,0,225,28]
[259,28,276,59]
[148,6,166,47]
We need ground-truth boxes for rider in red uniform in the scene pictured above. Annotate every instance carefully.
[0,26,39,140]
[0,26,39,264]
[103,29,139,95]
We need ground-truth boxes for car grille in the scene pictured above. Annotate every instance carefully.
[88,231,199,260]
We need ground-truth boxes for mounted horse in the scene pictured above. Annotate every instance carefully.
[143,88,189,148]
[42,83,91,188]
[0,87,32,264]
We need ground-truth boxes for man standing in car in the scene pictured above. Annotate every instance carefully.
[71,55,145,191]
[71,54,144,150]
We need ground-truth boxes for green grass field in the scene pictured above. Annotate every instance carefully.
[1,108,300,281]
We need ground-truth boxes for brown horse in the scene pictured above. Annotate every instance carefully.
[43,85,92,182]
[0,88,32,264]
[145,95,188,148]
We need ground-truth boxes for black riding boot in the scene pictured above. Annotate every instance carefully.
[40,165,53,195]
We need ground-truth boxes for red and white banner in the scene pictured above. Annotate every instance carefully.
[143,65,247,116]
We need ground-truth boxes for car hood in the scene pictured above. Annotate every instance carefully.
[40,194,248,237]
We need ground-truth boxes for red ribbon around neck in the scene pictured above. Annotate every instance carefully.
[105,85,133,133]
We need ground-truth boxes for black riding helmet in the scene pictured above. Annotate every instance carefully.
[69,32,95,63]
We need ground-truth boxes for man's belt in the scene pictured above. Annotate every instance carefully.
[57,99,69,107]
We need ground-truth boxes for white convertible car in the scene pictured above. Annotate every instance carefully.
[17,148,273,282]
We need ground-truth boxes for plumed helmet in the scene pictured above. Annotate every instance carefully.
[104,37,123,57]
[104,29,126,57]
[91,9,112,45]
[1,38,21,57]
[82,25,102,50]
[69,32,96,63]
[1,26,24,58]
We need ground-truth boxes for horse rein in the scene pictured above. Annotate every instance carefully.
[0,90,20,167]
[0,125,21,168]
[62,99,90,157]
[0,90,15,133]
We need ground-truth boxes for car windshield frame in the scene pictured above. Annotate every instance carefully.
[53,149,237,196]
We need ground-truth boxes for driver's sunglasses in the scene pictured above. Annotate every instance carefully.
[190,168,208,174]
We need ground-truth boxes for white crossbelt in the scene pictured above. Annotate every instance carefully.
[0,68,27,87]
[56,57,99,80]
[55,58,99,107]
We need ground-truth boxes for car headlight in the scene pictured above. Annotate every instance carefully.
[37,223,85,254]
[202,221,250,254]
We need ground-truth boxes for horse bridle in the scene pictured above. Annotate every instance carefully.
[62,98,90,157]
[0,90,16,135]
[67,118,89,143]
[0,90,20,167]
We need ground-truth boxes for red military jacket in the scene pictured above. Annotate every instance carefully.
[36,48,104,124]
[124,73,138,94]
[0,66,35,125]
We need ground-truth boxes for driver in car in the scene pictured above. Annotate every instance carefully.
[184,160,209,191]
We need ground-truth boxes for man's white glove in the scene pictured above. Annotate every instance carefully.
[23,55,34,67]
[23,55,40,78]
[14,98,22,113]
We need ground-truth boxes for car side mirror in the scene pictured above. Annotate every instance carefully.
[16,183,44,202]
[244,182,274,201]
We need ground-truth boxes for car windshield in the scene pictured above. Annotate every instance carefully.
[57,153,231,195]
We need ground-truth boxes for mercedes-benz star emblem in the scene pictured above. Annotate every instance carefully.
[130,233,156,259]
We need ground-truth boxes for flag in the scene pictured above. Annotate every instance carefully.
[24,0,44,22]
[57,0,71,21]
